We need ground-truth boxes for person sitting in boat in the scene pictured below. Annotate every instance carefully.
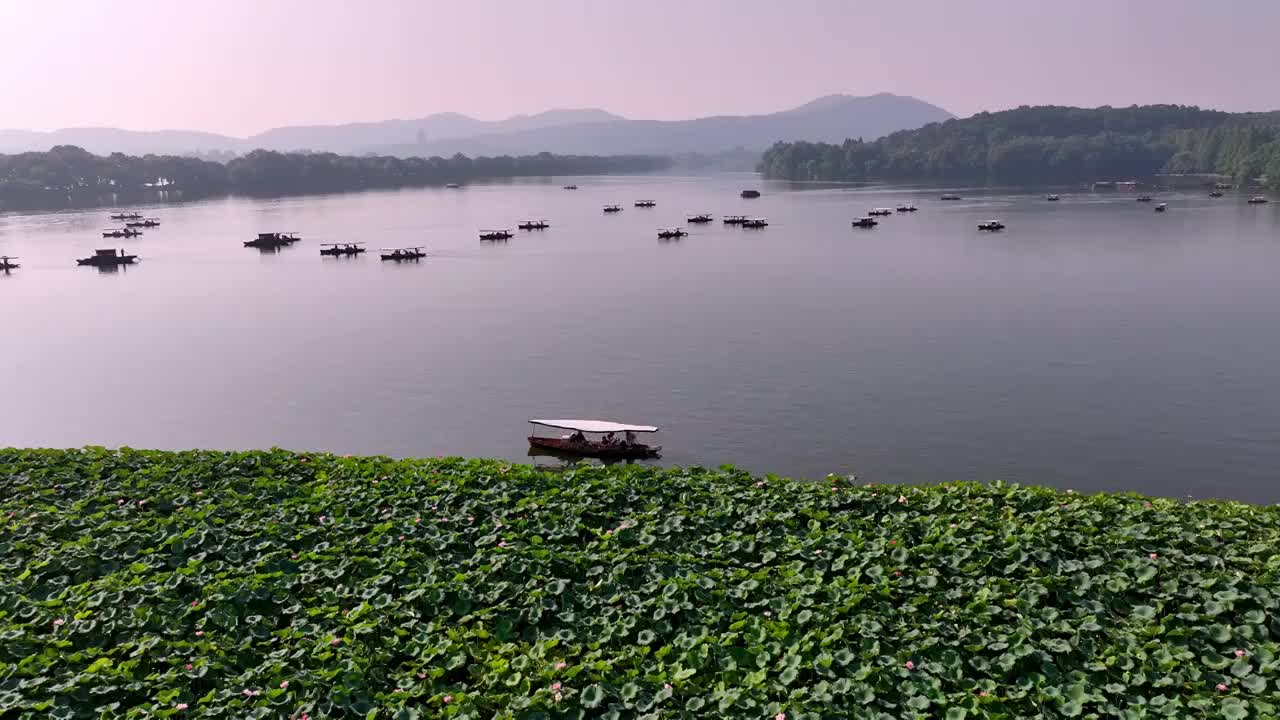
[569,430,586,443]
[603,432,616,445]
[624,431,636,444]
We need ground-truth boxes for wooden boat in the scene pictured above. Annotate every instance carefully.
[528,419,661,459]
[740,190,761,199]
[77,248,137,266]
[741,218,769,228]
[320,242,366,256]
[1046,194,1060,201]
[686,213,713,223]
[978,220,1005,231]
[603,205,622,213]
[445,183,460,189]
[380,246,426,261]
[518,220,550,230]
[102,228,142,238]
[479,230,514,241]
[1214,182,1232,190]
[1209,190,1224,198]
[657,228,687,239]
[109,212,142,220]
[851,217,878,228]
[125,218,161,227]
[1136,195,1153,203]
[0,256,18,271]
[563,185,578,190]
[244,232,300,248]
[1248,196,1269,204]
[940,194,961,201]
[1154,203,1168,212]
[634,200,656,208]
[896,204,919,212]
[868,208,893,216]
[723,215,748,225]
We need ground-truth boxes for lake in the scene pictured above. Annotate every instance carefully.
[2,176,1278,502]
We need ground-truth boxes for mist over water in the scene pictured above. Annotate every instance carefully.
[3,175,1278,502]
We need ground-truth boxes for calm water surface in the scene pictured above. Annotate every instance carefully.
[2,176,1278,502]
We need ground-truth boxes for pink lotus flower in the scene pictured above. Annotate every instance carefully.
[398,535,405,541]
[554,692,562,702]
[301,715,309,720]
[776,713,786,720]
[195,630,204,637]
[185,663,193,670]
[191,600,199,607]
[1217,683,1229,691]
[889,540,896,545]
[417,672,427,679]
[949,523,957,529]
[330,637,341,645]
[897,495,907,504]
[604,530,612,536]
[443,695,454,704]
[755,480,765,487]
[53,619,64,626]
[555,662,567,670]
[395,687,404,693]
[905,661,915,670]
[1149,553,1158,559]
[664,683,672,690]
[280,681,289,689]
[176,703,188,710]
[1235,649,1246,657]
[415,517,421,523]
[318,515,327,521]
[552,682,562,691]
[290,553,298,560]
[498,541,507,548]
[979,691,989,697]
[195,490,203,496]
[117,499,125,505]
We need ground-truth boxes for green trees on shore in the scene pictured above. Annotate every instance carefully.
[759,105,1280,189]
[0,145,670,211]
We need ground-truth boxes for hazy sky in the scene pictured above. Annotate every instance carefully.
[3,0,1278,136]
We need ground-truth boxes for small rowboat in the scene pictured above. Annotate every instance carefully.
[528,419,661,459]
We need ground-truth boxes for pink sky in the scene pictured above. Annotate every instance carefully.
[3,0,1277,136]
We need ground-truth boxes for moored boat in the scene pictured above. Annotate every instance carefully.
[657,227,687,239]
[603,204,622,213]
[1154,203,1167,212]
[244,232,300,248]
[978,220,1005,231]
[380,246,427,261]
[1046,194,1060,201]
[77,248,137,267]
[0,255,18,271]
[563,184,578,190]
[102,228,142,238]
[479,229,514,241]
[518,220,550,230]
[868,208,893,216]
[125,218,161,227]
[108,212,142,220]
[1247,196,1269,204]
[940,194,961,201]
[320,242,366,256]
[723,215,748,225]
[896,204,919,212]
[634,200,656,208]
[445,183,460,189]
[686,213,713,223]
[740,189,761,199]
[527,419,661,459]
[851,217,878,228]
[1136,195,1153,203]
[1209,191,1224,198]
[741,218,769,228]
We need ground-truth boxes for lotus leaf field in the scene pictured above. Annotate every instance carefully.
[1,449,1278,719]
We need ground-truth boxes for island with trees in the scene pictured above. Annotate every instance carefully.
[0,145,671,211]
[759,104,1280,189]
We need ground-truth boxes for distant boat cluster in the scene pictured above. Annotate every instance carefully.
[2,185,1271,275]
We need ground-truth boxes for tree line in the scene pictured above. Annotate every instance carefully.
[759,105,1280,190]
[0,146,671,211]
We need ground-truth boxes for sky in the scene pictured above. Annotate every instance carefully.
[2,0,1278,136]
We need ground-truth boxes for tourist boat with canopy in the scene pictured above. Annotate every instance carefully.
[1045,194,1060,202]
[1248,196,1269,204]
[102,228,142,238]
[686,213,713,223]
[897,204,919,211]
[851,217,878,228]
[635,200,656,208]
[868,208,893,216]
[109,212,143,220]
[657,227,687,239]
[320,242,366,256]
[603,204,623,213]
[125,218,161,228]
[380,246,426,261]
[1209,190,1224,197]
[479,229,514,241]
[741,218,769,228]
[527,419,661,459]
[563,184,578,190]
[244,232,300,249]
[77,248,137,267]
[0,255,18,272]
[978,220,1006,231]
[723,215,747,225]
[1154,203,1168,212]
[940,193,961,201]
[518,220,550,230]
[740,189,761,199]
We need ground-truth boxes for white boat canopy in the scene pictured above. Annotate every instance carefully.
[529,419,659,433]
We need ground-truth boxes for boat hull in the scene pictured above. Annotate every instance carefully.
[528,436,661,459]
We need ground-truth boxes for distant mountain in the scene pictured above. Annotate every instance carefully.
[0,94,950,158]
[369,93,954,158]
[0,127,243,156]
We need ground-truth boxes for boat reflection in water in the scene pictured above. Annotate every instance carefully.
[527,419,661,459]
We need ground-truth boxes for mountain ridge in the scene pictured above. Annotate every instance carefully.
[0,94,952,157]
